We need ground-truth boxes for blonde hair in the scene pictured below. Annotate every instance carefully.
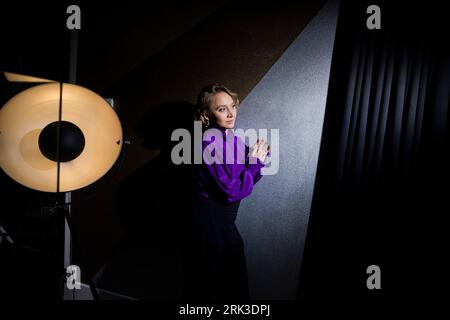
[193,83,240,127]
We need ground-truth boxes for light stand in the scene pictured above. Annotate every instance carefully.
[0,71,124,300]
[52,81,99,300]
[57,204,100,300]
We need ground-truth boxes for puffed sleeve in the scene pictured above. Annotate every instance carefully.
[201,141,265,204]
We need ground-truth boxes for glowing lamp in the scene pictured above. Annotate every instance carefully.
[0,81,123,192]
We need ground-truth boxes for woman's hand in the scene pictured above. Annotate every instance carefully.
[250,139,270,163]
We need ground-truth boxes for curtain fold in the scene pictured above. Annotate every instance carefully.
[335,30,443,200]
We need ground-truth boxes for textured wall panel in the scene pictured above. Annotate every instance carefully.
[235,0,340,300]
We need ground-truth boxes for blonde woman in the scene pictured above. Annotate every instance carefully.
[184,84,269,301]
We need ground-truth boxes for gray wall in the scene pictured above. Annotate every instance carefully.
[235,0,340,300]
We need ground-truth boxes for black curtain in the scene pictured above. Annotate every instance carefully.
[299,0,449,301]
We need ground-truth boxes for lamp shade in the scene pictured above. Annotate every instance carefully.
[0,82,123,192]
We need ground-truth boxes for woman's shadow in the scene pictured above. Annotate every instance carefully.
[93,101,197,299]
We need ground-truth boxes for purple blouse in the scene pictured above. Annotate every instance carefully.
[195,125,265,205]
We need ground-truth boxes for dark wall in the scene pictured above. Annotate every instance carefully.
[0,1,74,299]
[0,2,73,81]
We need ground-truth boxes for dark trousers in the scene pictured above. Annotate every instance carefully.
[182,195,249,301]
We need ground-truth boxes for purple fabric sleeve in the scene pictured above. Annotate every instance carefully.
[199,141,265,204]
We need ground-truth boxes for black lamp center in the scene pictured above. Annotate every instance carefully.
[38,121,85,162]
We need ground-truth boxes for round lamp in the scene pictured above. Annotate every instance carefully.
[0,82,123,192]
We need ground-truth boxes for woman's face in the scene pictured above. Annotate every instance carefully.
[207,91,237,129]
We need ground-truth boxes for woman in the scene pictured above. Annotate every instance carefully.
[184,84,269,301]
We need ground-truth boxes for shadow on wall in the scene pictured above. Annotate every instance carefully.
[93,101,198,299]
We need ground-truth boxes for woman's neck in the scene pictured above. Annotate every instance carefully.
[211,123,229,135]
